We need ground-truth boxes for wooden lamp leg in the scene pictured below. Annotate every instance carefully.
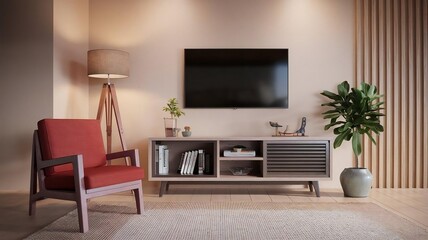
[96,83,129,165]
[109,84,127,151]
[106,86,113,154]
[96,84,108,120]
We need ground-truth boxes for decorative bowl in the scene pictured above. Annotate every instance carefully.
[229,167,252,176]
[182,131,191,137]
[232,145,246,152]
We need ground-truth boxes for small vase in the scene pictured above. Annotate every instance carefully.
[340,168,373,198]
[164,118,177,137]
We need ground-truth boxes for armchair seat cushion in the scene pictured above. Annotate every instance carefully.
[45,165,144,190]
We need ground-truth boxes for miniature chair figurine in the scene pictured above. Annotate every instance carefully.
[29,119,144,233]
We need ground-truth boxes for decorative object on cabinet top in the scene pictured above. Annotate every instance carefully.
[269,117,307,137]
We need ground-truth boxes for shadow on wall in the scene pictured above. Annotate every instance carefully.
[66,60,87,117]
[15,132,34,165]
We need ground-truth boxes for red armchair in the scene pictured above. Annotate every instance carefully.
[29,119,144,233]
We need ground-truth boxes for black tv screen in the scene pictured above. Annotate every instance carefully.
[184,49,288,108]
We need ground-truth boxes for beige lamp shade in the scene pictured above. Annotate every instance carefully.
[87,49,129,78]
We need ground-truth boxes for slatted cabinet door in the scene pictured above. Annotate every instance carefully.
[264,140,331,178]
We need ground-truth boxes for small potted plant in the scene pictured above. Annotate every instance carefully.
[162,98,185,137]
[321,81,384,197]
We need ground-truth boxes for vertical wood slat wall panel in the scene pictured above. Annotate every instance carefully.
[422,1,428,188]
[415,0,423,188]
[394,0,401,188]
[386,0,393,188]
[401,0,409,188]
[408,0,416,188]
[378,0,386,188]
[371,0,379,188]
[355,0,427,188]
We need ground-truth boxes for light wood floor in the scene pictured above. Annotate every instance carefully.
[1,187,427,239]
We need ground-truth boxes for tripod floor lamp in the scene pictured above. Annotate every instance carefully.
[87,49,129,163]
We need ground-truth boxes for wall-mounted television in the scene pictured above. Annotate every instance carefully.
[184,48,288,108]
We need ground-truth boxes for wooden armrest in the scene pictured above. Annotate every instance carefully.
[38,154,85,191]
[38,154,83,169]
[106,149,140,167]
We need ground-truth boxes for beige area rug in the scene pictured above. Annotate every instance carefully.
[26,201,428,240]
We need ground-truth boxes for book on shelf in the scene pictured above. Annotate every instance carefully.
[158,145,169,175]
[197,150,205,174]
[164,148,169,174]
[223,150,256,157]
[191,150,198,174]
[189,152,195,174]
[158,145,164,174]
[181,151,189,175]
[189,150,198,174]
[180,151,189,175]
[183,151,193,175]
[155,145,159,175]
[177,152,186,173]
[183,151,191,175]
[192,151,198,174]
[177,149,209,175]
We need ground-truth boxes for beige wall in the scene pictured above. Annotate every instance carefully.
[53,0,89,118]
[89,0,355,189]
[0,0,89,191]
[0,0,54,190]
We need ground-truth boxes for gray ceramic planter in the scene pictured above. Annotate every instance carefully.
[340,168,373,198]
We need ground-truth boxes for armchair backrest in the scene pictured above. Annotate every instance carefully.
[37,119,107,176]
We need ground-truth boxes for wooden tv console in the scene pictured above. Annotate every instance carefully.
[148,137,332,197]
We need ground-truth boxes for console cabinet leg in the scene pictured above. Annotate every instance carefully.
[159,181,168,197]
[311,181,320,197]
[308,181,313,192]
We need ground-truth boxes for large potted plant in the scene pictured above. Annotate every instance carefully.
[162,98,185,137]
[321,81,384,197]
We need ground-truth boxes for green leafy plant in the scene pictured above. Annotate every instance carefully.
[163,98,185,118]
[321,81,384,167]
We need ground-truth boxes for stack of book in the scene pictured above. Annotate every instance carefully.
[223,150,256,157]
[177,149,208,175]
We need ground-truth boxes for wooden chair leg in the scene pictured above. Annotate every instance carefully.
[29,177,37,216]
[29,196,36,216]
[77,197,89,233]
[134,186,144,214]
[29,194,37,216]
